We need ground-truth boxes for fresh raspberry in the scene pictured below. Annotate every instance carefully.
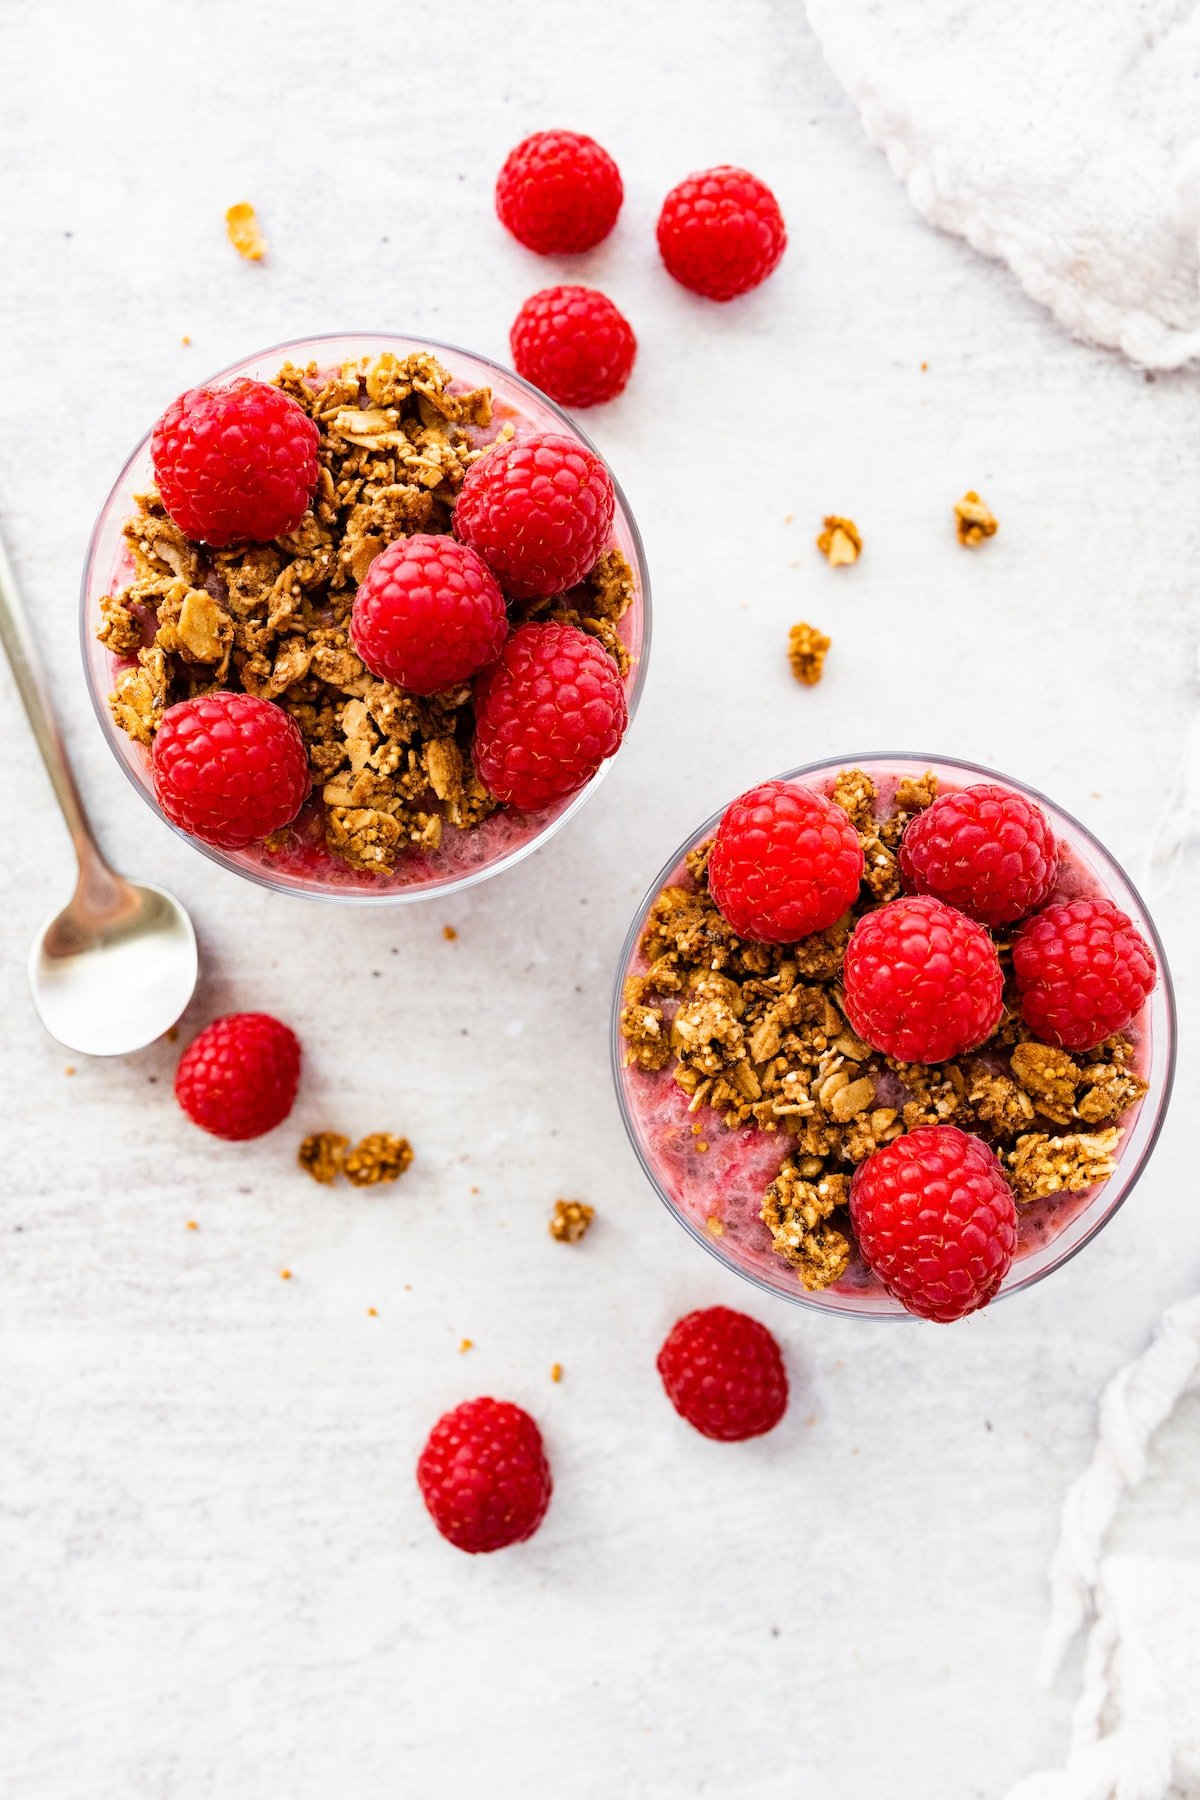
[472,621,627,811]
[707,780,864,944]
[454,431,615,602]
[151,378,320,547]
[842,894,1004,1062]
[495,129,623,255]
[349,535,507,696]
[849,1126,1017,1322]
[656,1306,788,1441]
[899,784,1059,927]
[417,1397,551,1554]
[153,691,310,850]
[510,286,636,408]
[175,1012,301,1141]
[1012,897,1157,1051]
[656,166,787,302]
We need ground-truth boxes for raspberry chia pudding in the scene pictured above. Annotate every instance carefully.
[614,755,1174,1321]
[82,333,648,902]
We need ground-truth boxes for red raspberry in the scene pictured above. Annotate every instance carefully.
[842,894,1004,1062]
[151,378,320,547]
[707,780,864,944]
[350,535,507,696]
[175,1012,301,1141]
[417,1397,551,1554]
[657,166,787,302]
[1012,897,1157,1051]
[454,431,615,601]
[656,1306,788,1441]
[510,286,636,408]
[472,622,627,811]
[900,784,1059,927]
[495,129,623,255]
[849,1126,1017,1322]
[153,691,310,850]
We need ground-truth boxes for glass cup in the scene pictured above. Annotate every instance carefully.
[81,332,651,904]
[611,753,1176,1317]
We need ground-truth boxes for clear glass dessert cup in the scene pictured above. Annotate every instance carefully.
[80,331,651,904]
[611,753,1176,1318]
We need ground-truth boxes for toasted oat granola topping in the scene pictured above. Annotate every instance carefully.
[788,621,831,686]
[549,1199,595,1243]
[816,515,862,567]
[298,1131,350,1185]
[955,491,998,547]
[298,1130,413,1187]
[96,351,634,872]
[225,202,266,262]
[620,768,1147,1289]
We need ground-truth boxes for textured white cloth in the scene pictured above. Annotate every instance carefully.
[1004,1300,1200,1799]
[804,0,1200,369]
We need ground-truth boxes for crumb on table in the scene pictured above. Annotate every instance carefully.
[225,201,266,261]
[955,490,998,547]
[549,1198,594,1243]
[788,621,831,686]
[816,515,862,568]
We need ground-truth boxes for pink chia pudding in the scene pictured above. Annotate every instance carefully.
[613,755,1174,1318]
[81,333,649,904]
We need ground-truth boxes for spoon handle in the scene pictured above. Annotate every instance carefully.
[0,523,113,880]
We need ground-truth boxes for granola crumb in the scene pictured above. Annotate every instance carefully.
[280,1269,292,1281]
[549,1198,594,1243]
[1010,1043,1080,1127]
[442,924,458,940]
[955,490,998,547]
[761,1159,852,1290]
[458,1338,473,1353]
[367,1307,378,1317]
[816,515,862,568]
[225,201,266,262]
[706,1215,724,1237]
[64,1065,76,1077]
[1006,1128,1121,1203]
[551,1362,563,1382]
[185,1220,198,1231]
[298,1131,349,1185]
[788,621,831,686]
[343,1133,414,1187]
[920,360,929,371]
[181,335,191,346]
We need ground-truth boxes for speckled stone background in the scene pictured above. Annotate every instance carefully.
[0,2,1196,1796]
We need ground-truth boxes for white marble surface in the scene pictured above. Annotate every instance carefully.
[1,2,1197,1796]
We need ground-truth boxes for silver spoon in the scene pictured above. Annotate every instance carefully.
[0,525,198,1056]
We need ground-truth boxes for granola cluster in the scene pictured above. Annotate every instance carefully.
[298,1130,413,1187]
[620,768,1148,1292]
[97,351,634,874]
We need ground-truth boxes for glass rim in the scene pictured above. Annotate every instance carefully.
[79,330,653,906]
[610,750,1177,1319]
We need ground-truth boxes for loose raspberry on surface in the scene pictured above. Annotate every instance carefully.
[1012,898,1157,1051]
[151,377,319,546]
[417,1397,552,1553]
[656,1306,788,1441]
[495,129,623,255]
[707,780,863,944]
[842,893,1004,1063]
[510,285,636,408]
[849,1126,1017,1322]
[899,783,1059,927]
[152,691,310,850]
[656,165,787,301]
[350,535,507,695]
[454,431,615,601]
[472,621,627,811]
[175,1012,301,1142]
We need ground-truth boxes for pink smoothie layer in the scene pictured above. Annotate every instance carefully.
[93,380,643,898]
[620,768,1153,1302]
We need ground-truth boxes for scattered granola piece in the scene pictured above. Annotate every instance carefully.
[281,1269,293,1281]
[225,201,266,262]
[459,1338,474,1353]
[788,621,831,686]
[551,1363,563,1382]
[367,1307,378,1317]
[549,1198,594,1243]
[64,1066,76,1077]
[1010,1042,1081,1127]
[343,1133,414,1187]
[442,924,458,941]
[955,490,998,547]
[705,1216,724,1237]
[1006,1128,1121,1203]
[298,1131,349,1185]
[816,515,862,568]
[761,1160,852,1290]
[185,1219,198,1230]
